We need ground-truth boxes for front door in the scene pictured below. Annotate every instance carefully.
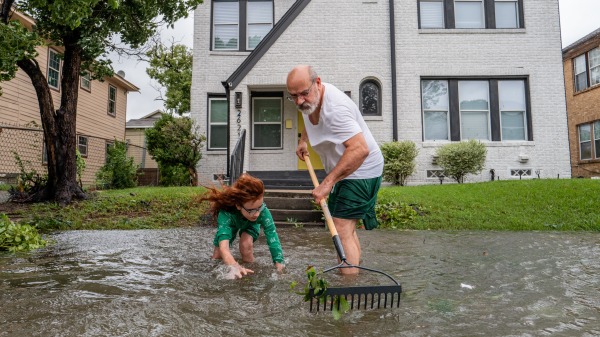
[297,111,324,170]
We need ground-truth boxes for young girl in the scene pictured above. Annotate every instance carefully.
[201,174,285,279]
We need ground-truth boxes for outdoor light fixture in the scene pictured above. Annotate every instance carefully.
[235,92,242,108]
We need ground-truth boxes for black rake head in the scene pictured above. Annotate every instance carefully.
[308,284,402,312]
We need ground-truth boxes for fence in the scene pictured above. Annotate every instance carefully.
[0,123,123,187]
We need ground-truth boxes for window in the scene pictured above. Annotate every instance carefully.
[47,49,61,89]
[455,0,484,28]
[78,135,88,157]
[595,121,600,159]
[578,121,600,160]
[422,79,450,140]
[421,78,531,142]
[573,47,600,93]
[498,80,526,140]
[418,0,524,29]
[108,85,117,116]
[252,95,282,149]
[510,169,532,178]
[42,142,48,164]
[212,0,273,51]
[495,0,519,28]
[359,79,382,116]
[81,71,91,91]
[208,97,228,150]
[459,81,490,140]
[419,0,444,28]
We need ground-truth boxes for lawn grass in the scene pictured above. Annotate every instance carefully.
[14,186,209,231]
[378,179,600,231]
[1,179,599,232]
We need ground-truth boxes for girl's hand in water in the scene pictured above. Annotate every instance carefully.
[275,262,285,273]
[230,263,254,279]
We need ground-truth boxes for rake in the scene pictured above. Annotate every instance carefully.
[304,156,402,312]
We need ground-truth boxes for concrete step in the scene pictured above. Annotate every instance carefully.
[274,220,325,228]
[269,209,323,223]
[264,196,314,210]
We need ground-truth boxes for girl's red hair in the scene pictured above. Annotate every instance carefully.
[199,173,265,216]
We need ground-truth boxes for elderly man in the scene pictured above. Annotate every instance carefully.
[287,65,384,275]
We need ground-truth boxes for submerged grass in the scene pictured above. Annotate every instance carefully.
[378,179,600,231]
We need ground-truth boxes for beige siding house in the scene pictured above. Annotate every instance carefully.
[0,10,139,186]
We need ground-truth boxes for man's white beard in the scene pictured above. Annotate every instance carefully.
[298,91,320,115]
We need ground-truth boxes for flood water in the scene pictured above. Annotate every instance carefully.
[1,227,599,337]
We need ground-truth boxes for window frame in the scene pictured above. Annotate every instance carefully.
[579,123,592,160]
[573,47,600,93]
[498,80,527,141]
[207,95,228,151]
[421,77,532,142]
[454,0,485,29]
[418,0,524,29]
[47,48,61,90]
[359,79,382,117]
[458,80,491,140]
[80,71,91,92]
[251,92,283,150]
[78,135,89,157]
[107,85,117,117]
[421,79,451,141]
[211,0,274,52]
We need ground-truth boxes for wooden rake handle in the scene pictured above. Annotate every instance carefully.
[304,156,347,262]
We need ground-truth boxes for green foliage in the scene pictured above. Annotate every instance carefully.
[145,114,205,186]
[375,201,420,229]
[158,163,190,186]
[9,152,47,201]
[380,140,418,186]
[290,266,349,320]
[96,140,138,189]
[435,140,487,183]
[146,43,193,115]
[0,214,47,253]
[76,149,86,187]
[0,21,40,96]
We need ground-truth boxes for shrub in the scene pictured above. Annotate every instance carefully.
[375,201,419,229]
[9,152,47,202]
[96,140,138,189]
[435,140,487,183]
[159,163,190,186]
[380,140,418,186]
[0,214,47,253]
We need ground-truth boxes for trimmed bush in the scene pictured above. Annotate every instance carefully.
[435,140,487,183]
[380,140,418,186]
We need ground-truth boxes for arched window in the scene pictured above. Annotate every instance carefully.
[359,79,381,116]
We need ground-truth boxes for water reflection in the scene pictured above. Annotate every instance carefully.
[1,228,599,336]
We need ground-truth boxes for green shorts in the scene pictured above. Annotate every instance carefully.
[327,176,382,230]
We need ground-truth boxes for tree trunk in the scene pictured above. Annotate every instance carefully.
[14,38,86,205]
[188,166,198,186]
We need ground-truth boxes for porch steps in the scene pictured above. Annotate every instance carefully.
[248,170,326,190]
[264,190,325,228]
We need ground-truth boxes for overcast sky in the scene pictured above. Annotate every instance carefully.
[117,0,600,121]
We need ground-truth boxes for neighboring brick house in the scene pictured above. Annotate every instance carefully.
[0,10,139,186]
[191,0,571,185]
[563,28,600,178]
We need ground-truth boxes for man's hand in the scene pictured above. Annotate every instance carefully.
[312,180,333,205]
[296,140,309,161]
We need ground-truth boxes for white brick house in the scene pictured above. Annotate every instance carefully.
[191,0,570,185]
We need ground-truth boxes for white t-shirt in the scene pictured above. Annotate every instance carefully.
[302,82,384,179]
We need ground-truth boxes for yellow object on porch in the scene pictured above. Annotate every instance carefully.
[297,111,324,170]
